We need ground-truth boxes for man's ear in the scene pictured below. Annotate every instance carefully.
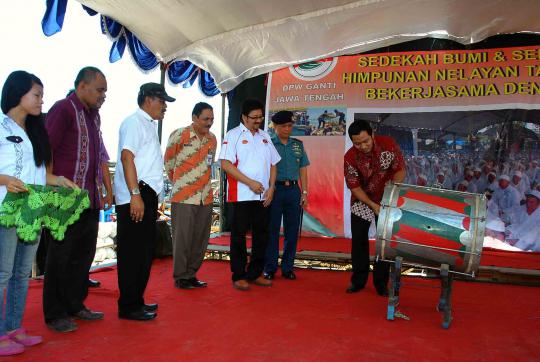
[143,96,153,108]
[76,82,85,94]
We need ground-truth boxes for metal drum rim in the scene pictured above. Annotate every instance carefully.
[376,182,486,275]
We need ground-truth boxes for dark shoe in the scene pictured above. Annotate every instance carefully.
[282,271,296,280]
[175,279,195,289]
[376,286,389,297]
[143,303,158,312]
[118,309,157,321]
[263,271,275,280]
[73,308,104,320]
[346,285,364,294]
[87,278,101,288]
[189,278,207,288]
[46,318,78,333]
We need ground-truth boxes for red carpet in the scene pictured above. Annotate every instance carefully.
[209,236,540,270]
[14,259,540,361]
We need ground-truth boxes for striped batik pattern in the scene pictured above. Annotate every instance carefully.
[164,126,217,205]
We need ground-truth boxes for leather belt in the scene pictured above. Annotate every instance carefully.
[275,180,298,186]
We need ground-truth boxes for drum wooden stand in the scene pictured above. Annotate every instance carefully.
[437,264,454,329]
[386,256,455,329]
[377,182,486,329]
[386,257,403,322]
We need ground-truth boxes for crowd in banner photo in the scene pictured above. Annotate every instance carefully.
[402,148,540,252]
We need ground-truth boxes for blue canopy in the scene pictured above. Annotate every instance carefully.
[42,0,219,96]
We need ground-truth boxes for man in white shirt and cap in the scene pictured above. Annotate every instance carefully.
[432,172,452,189]
[485,188,499,221]
[472,167,486,192]
[461,170,478,193]
[486,172,498,192]
[511,171,530,200]
[516,163,531,189]
[506,190,540,251]
[492,175,522,224]
[456,180,469,192]
[483,218,520,251]
[113,83,176,321]
[480,163,493,185]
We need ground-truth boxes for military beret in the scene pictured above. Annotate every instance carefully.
[272,110,294,124]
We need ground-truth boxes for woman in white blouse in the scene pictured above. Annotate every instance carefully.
[0,71,77,356]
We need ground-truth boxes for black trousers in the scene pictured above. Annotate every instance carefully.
[116,182,157,313]
[229,201,270,282]
[350,213,389,289]
[43,209,99,322]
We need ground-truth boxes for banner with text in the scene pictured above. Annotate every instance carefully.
[266,45,540,252]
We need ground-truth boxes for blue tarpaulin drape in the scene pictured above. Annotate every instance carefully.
[41,0,219,96]
[125,30,159,71]
[41,0,67,36]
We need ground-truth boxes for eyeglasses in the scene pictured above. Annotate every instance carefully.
[247,115,265,120]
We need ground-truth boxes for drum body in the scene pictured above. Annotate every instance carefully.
[376,183,486,275]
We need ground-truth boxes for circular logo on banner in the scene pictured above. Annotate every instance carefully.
[289,57,338,81]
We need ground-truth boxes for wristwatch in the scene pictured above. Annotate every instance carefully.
[130,187,141,196]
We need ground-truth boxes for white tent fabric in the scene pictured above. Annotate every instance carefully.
[78,0,540,93]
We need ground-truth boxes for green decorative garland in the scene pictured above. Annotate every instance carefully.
[0,184,90,243]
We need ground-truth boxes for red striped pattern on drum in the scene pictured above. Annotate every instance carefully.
[391,224,465,265]
[398,189,472,215]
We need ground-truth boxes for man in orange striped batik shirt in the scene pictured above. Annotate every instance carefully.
[164,102,217,290]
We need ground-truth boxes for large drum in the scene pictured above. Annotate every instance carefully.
[376,183,486,276]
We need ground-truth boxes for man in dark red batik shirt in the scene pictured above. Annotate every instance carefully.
[344,120,406,296]
[43,67,113,333]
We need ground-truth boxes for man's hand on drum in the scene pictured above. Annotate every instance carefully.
[372,203,381,216]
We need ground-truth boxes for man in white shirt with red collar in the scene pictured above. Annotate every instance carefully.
[219,99,281,291]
